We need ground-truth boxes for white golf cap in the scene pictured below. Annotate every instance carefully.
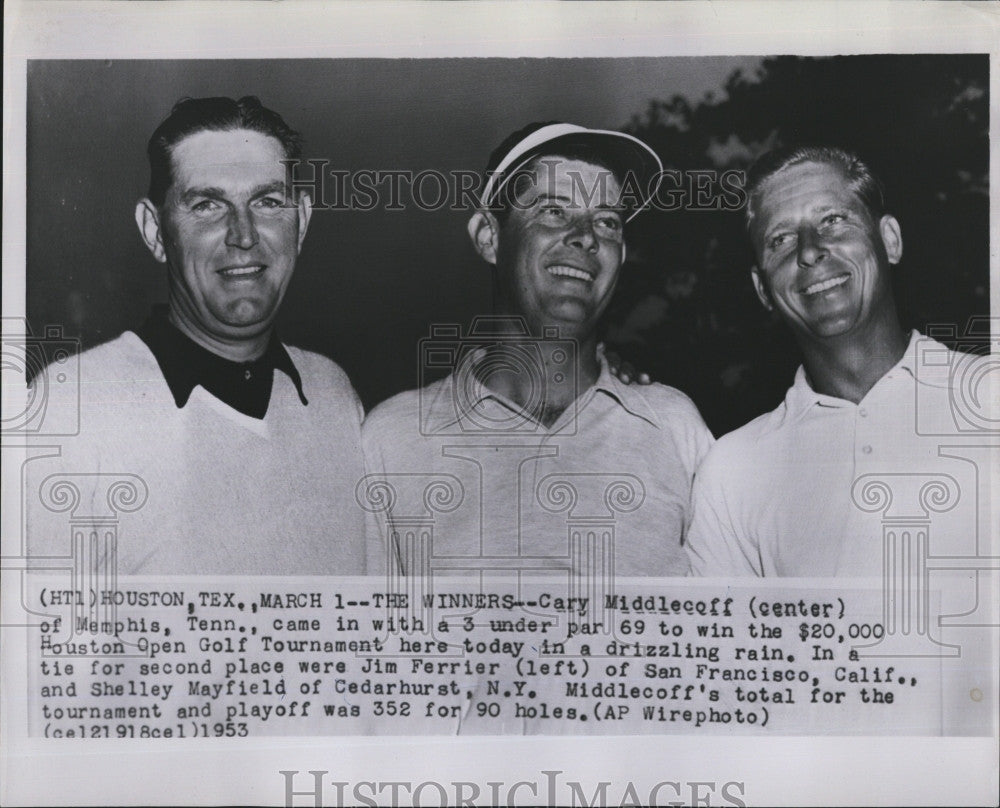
[480,122,664,223]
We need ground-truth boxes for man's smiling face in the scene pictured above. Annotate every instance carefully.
[149,128,310,346]
[749,160,902,343]
[490,157,626,336]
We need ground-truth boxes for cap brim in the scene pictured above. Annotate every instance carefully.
[481,124,663,223]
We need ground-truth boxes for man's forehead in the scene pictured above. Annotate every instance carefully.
[168,128,287,186]
[526,154,618,178]
[753,161,865,221]
[758,161,856,205]
[515,156,623,202]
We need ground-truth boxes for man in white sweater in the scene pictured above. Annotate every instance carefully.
[27,96,365,574]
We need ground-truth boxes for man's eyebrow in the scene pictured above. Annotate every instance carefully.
[178,181,288,203]
[762,201,855,240]
[179,186,227,202]
[763,218,795,236]
[533,193,574,204]
[533,193,623,212]
[251,181,289,197]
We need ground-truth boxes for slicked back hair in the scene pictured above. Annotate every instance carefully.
[146,95,303,206]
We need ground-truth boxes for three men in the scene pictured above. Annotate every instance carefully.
[27,99,978,582]
[28,97,366,574]
[685,146,978,576]
[362,123,713,577]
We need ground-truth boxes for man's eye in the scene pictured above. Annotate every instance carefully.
[768,233,792,250]
[595,215,622,232]
[256,196,285,209]
[540,205,566,220]
[191,199,219,213]
[822,213,846,226]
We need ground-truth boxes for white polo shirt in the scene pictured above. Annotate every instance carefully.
[686,332,985,576]
[362,354,714,577]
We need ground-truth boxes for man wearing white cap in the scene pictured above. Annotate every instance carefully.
[361,123,713,578]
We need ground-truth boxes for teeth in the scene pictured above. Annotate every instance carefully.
[221,265,264,277]
[803,275,848,295]
[547,265,593,282]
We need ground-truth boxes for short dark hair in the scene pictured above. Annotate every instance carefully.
[744,145,887,228]
[485,122,625,225]
[146,95,303,206]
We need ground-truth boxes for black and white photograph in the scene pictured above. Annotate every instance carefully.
[2,2,997,806]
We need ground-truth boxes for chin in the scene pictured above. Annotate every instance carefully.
[224,299,279,323]
[547,299,596,321]
[801,317,862,340]
[211,314,276,339]
[790,301,860,337]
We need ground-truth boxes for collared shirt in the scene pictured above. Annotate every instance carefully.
[686,331,984,576]
[136,307,307,419]
[362,353,714,577]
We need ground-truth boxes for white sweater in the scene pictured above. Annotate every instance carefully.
[26,332,366,574]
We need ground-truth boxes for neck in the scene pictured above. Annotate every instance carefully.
[798,320,909,404]
[480,330,601,420]
[167,304,270,363]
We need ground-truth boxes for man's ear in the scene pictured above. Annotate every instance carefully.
[467,211,499,265]
[750,265,774,311]
[135,199,167,264]
[296,192,313,254]
[879,213,903,265]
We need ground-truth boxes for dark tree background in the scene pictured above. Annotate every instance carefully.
[605,54,989,436]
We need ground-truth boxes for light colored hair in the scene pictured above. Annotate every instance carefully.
[744,145,887,228]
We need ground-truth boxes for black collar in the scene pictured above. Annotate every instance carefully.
[135,308,308,419]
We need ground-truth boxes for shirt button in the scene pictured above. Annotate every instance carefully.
[244,370,252,380]
[862,445,873,454]
[859,407,868,417]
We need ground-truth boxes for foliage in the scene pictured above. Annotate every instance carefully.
[606,55,989,435]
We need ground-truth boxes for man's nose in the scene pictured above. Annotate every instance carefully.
[796,225,828,267]
[225,206,259,250]
[564,215,598,252]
